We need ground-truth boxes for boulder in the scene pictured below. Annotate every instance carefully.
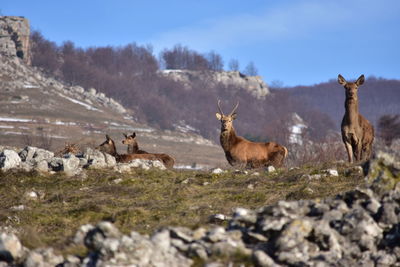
[0,232,23,263]
[0,150,21,171]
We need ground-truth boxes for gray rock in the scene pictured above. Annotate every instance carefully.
[253,250,277,267]
[0,232,23,262]
[19,161,33,172]
[84,148,107,169]
[19,146,37,162]
[104,153,116,167]
[48,157,63,172]
[24,248,64,267]
[266,166,276,173]
[324,169,339,176]
[73,224,94,245]
[88,88,97,95]
[35,160,49,172]
[0,150,21,171]
[206,227,227,243]
[232,207,257,226]
[62,154,80,175]
[33,148,54,162]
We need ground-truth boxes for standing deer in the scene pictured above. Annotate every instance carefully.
[122,132,175,168]
[97,135,159,163]
[216,100,288,168]
[338,74,374,163]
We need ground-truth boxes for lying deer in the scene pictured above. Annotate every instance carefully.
[338,74,374,163]
[97,135,159,163]
[122,132,175,169]
[216,100,288,168]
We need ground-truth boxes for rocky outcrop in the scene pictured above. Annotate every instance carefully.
[160,69,269,99]
[0,151,399,266]
[0,16,30,64]
[0,146,165,174]
[0,53,127,115]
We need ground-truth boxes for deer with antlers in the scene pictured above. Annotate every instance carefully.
[338,74,374,163]
[216,100,288,168]
[97,135,160,163]
[122,132,175,168]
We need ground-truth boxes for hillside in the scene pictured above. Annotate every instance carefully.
[0,54,226,168]
[29,30,336,143]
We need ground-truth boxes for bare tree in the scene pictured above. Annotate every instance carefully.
[228,59,240,71]
[207,51,224,71]
[243,61,258,76]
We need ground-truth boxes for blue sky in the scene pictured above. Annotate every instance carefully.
[2,0,400,86]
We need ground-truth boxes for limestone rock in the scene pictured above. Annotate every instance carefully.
[0,150,21,171]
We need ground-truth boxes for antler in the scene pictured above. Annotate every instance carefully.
[229,101,239,115]
[217,100,224,115]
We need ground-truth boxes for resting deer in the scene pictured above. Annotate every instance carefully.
[97,135,159,163]
[122,132,175,168]
[216,100,288,168]
[338,74,374,163]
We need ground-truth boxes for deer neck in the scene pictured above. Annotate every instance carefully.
[220,127,238,151]
[127,143,139,154]
[107,143,119,157]
[344,98,359,125]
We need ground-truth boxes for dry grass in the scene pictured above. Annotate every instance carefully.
[0,163,364,255]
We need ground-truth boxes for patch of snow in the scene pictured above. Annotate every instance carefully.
[2,131,24,135]
[0,125,14,129]
[288,113,308,145]
[124,115,134,120]
[103,121,154,133]
[53,120,77,126]
[0,117,34,123]
[58,93,101,111]
[174,121,198,133]
[160,69,184,73]
[161,135,214,146]
[23,84,39,88]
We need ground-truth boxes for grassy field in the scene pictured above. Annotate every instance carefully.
[0,163,364,256]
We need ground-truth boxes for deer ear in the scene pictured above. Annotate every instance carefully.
[106,134,111,140]
[132,132,136,138]
[123,133,127,138]
[355,74,365,86]
[338,74,347,85]
[231,113,237,120]
[216,113,222,120]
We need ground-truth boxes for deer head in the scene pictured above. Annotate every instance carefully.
[97,134,117,156]
[122,132,137,145]
[338,74,365,101]
[216,100,239,132]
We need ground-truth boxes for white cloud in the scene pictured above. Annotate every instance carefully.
[148,0,399,52]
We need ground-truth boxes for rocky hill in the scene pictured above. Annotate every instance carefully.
[0,16,30,64]
[0,53,226,168]
[160,69,269,99]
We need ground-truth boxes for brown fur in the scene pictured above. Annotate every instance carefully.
[122,132,175,169]
[338,74,374,163]
[97,135,159,163]
[216,101,288,168]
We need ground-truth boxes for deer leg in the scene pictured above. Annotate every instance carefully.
[344,142,353,163]
[354,142,363,162]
